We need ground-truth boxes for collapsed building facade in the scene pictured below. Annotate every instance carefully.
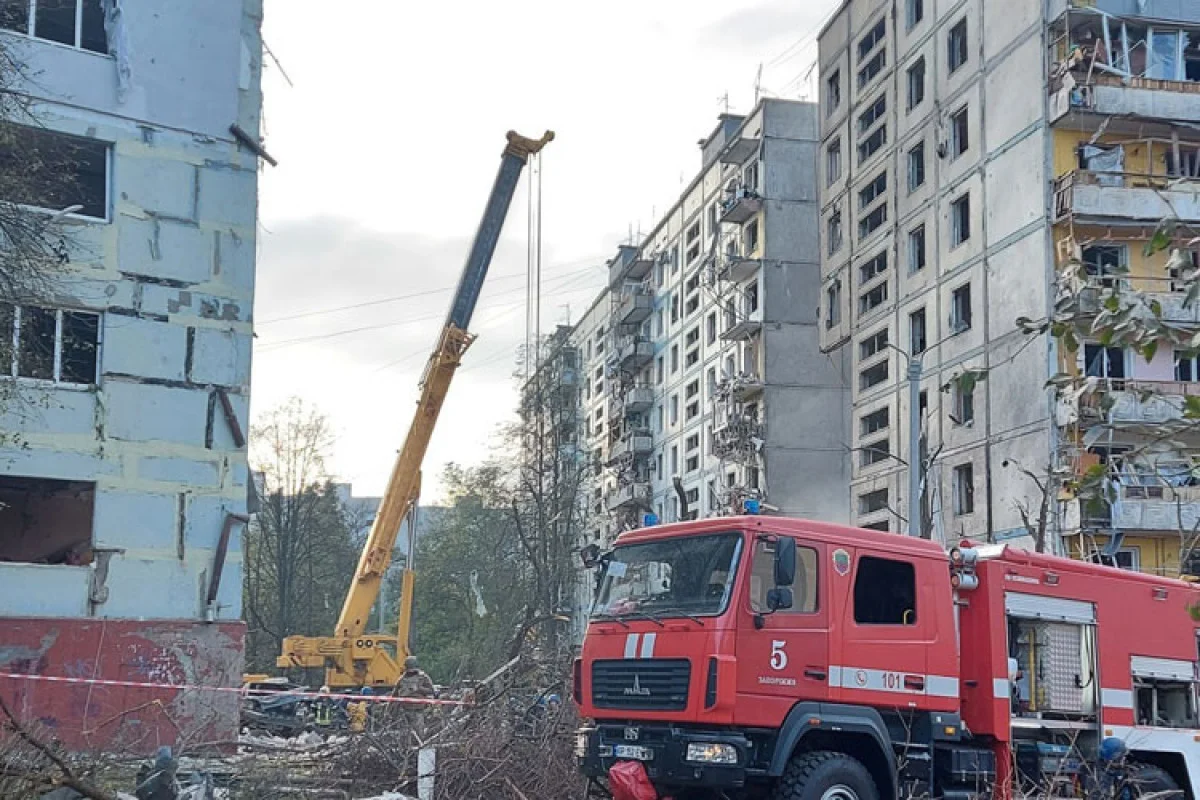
[817,0,1200,576]
[0,0,263,750]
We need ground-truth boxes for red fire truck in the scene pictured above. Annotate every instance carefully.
[574,516,1200,800]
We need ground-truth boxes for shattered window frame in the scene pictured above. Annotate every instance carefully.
[0,0,108,55]
[0,304,101,386]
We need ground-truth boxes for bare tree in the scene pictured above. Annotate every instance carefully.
[243,398,359,673]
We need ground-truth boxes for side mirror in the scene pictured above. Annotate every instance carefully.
[579,544,601,569]
[774,536,796,587]
[766,587,793,611]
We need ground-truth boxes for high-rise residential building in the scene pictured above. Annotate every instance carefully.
[818,0,1200,577]
[0,0,263,749]
[564,99,851,553]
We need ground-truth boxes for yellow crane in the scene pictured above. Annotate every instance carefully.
[278,130,554,688]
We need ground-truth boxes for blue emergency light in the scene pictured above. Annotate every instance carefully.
[642,512,659,527]
[743,498,761,515]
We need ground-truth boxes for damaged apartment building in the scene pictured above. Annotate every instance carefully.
[0,1,263,749]
[818,0,1200,576]
[562,99,851,552]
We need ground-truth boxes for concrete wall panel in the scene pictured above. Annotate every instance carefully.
[102,316,187,380]
[198,167,257,228]
[117,158,196,221]
[984,136,1045,246]
[105,382,209,445]
[0,564,89,616]
[982,38,1044,149]
[93,489,179,550]
[191,329,251,386]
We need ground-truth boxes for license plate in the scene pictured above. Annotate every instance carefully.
[614,744,654,761]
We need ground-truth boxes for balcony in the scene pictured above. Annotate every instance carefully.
[1053,74,1200,127]
[609,254,654,288]
[1073,279,1200,325]
[622,385,655,415]
[1053,170,1200,224]
[608,433,653,464]
[617,339,654,371]
[720,136,760,165]
[1082,485,1200,533]
[608,482,652,511]
[1079,379,1200,426]
[721,186,762,225]
[726,373,764,402]
[718,255,760,284]
[721,315,763,343]
[615,288,653,326]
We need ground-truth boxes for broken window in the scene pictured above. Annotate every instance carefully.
[0,476,95,565]
[859,488,889,515]
[1082,243,1127,288]
[0,125,110,219]
[1084,343,1125,380]
[0,0,107,54]
[1078,144,1124,186]
[828,210,844,255]
[0,304,100,384]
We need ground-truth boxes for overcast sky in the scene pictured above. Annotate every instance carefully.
[251,0,840,502]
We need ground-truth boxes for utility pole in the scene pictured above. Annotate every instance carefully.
[906,359,922,538]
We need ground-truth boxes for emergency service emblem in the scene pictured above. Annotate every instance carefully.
[832,549,851,576]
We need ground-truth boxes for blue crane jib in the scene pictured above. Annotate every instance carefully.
[445,130,555,332]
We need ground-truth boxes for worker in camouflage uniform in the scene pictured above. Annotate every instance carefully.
[393,655,436,698]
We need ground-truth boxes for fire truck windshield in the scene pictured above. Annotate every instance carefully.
[591,533,743,620]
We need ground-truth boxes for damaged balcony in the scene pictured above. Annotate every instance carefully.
[1081,485,1200,533]
[726,372,765,402]
[622,385,655,415]
[718,255,760,284]
[615,286,653,327]
[608,432,653,464]
[607,481,652,512]
[1073,277,1200,325]
[721,185,762,225]
[607,245,654,287]
[617,338,654,371]
[1053,169,1200,223]
[1079,378,1200,427]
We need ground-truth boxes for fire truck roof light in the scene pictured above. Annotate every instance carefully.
[743,498,761,515]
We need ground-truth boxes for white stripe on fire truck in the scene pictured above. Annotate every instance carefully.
[828,666,959,698]
[624,633,638,659]
[639,632,657,659]
[1101,688,1134,710]
[622,632,657,659]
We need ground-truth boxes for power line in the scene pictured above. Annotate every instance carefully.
[258,258,601,326]
[257,268,602,355]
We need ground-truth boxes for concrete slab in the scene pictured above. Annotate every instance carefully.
[102,316,187,381]
[104,381,209,445]
[93,489,179,550]
[191,328,251,386]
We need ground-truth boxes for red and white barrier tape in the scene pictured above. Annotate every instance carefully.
[0,672,466,706]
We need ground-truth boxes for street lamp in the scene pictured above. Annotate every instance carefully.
[886,330,963,538]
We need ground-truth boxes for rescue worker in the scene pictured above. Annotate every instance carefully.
[312,685,334,729]
[393,655,436,698]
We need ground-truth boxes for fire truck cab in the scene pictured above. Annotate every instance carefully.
[575,516,1200,800]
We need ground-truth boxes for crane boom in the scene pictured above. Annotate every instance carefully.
[278,130,554,687]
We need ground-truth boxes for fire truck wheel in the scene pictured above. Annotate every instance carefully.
[1125,763,1180,798]
[773,750,879,800]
